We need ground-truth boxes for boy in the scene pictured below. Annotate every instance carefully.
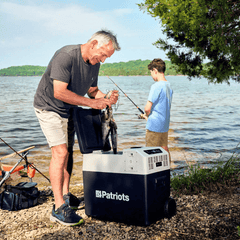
[143,59,173,161]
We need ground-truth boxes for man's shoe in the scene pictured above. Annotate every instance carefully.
[63,192,81,210]
[50,203,84,226]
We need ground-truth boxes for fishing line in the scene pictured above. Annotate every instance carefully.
[103,72,144,115]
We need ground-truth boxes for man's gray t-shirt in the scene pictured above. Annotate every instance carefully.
[34,44,100,118]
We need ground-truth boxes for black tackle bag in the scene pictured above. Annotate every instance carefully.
[0,182,40,211]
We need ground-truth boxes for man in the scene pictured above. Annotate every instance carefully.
[34,30,120,226]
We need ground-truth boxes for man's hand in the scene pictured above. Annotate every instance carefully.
[90,98,111,110]
[109,90,119,105]
[53,80,111,109]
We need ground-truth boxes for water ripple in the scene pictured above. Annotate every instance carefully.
[0,76,239,172]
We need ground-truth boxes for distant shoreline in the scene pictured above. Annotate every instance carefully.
[0,60,180,76]
[0,74,186,77]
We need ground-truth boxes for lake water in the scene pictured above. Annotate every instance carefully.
[0,76,239,173]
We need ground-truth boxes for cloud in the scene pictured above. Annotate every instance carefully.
[111,8,134,16]
[0,2,133,36]
[0,1,165,69]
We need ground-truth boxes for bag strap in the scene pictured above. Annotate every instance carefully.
[5,185,39,200]
[5,182,37,191]
[15,182,38,189]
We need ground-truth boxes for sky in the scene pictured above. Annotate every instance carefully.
[0,0,168,70]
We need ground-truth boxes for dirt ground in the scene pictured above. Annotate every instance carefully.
[1,159,240,240]
[1,182,240,239]
[1,137,240,240]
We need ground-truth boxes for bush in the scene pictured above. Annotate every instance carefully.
[171,154,240,194]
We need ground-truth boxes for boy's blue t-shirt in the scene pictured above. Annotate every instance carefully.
[146,81,173,133]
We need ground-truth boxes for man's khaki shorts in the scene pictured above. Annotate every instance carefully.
[145,129,168,147]
[34,108,73,148]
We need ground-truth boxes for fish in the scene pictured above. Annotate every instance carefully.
[101,91,118,154]
[110,119,117,154]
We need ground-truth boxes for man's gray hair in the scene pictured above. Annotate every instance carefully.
[88,30,121,51]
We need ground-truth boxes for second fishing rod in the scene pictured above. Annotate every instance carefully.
[103,73,145,115]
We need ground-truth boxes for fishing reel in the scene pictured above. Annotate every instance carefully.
[138,113,148,120]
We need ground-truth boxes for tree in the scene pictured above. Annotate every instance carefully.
[139,0,240,83]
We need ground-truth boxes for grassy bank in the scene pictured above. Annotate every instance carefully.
[171,153,240,195]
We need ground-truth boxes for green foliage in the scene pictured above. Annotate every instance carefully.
[99,59,178,76]
[0,60,180,77]
[171,155,240,194]
[139,0,240,83]
[100,59,151,76]
[0,65,47,76]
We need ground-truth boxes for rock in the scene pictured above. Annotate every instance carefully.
[0,179,240,239]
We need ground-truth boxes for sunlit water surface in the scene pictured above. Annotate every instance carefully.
[0,76,239,174]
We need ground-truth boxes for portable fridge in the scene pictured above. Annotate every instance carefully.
[83,147,176,226]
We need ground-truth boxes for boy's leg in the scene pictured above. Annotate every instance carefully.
[161,145,171,162]
[146,130,171,162]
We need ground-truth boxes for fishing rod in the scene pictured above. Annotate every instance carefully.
[0,137,50,183]
[103,72,145,115]
[0,151,29,187]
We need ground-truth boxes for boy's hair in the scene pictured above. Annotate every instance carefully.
[148,59,166,73]
[88,30,121,51]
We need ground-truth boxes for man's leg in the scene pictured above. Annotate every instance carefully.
[50,143,70,209]
[66,108,75,177]
[62,108,82,209]
[35,108,83,226]
[67,147,73,176]
[34,108,71,206]
[50,146,83,226]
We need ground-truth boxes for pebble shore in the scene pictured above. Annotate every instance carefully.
[1,141,240,239]
[1,180,240,240]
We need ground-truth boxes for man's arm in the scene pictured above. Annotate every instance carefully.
[88,87,119,104]
[53,80,111,109]
[87,87,105,99]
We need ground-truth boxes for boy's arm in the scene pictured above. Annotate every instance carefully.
[144,101,153,116]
